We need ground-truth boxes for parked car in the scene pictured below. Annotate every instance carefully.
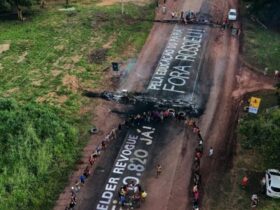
[265,169,280,198]
[228,9,237,21]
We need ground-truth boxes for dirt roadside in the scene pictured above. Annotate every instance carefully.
[197,0,276,209]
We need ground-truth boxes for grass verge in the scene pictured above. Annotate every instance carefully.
[213,91,280,210]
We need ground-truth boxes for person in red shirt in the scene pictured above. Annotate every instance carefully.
[241,176,249,188]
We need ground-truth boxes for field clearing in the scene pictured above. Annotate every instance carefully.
[0,2,154,110]
[0,2,154,210]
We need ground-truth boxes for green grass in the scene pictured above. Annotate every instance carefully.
[214,146,280,210]
[213,92,280,210]
[0,2,154,106]
[0,2,154,210]
[243,19,280,74]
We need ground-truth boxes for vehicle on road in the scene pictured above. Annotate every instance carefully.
[265,169,280,198]
[228,9,237,21]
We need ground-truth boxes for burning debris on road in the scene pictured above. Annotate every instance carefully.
[83,89,202,117]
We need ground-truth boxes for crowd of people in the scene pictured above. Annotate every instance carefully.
[184,118,215,210]
[64,126,119,210]
[122,108,188,128]
[117,181,147,208]
[64,107,183,209]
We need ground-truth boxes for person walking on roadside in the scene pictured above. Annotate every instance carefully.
[251,194,259,208]
[80,174,86,184]
[101,140,106,150]
[111,128,117,140]
[241,176,249,189]
[89,154,95,166]
[83,166,90,178]
[156,164,162,177]
[208,147,214,157]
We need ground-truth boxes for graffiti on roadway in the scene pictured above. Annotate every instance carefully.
[148,25,206,104]
[96,125,156,210]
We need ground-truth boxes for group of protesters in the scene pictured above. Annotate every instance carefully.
[117,181,147,208]
[123,108,184,127]
[185,118,213,210]
[64,108,174,209]
[64,108,198,209]
[64,126,119,210]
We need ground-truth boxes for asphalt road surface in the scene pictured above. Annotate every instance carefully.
[147,24,209,111]
[74,0,216,207]
[76,21,211,210]
[76,120,185,210]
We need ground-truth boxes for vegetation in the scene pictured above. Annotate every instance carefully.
[210,92,280,210]
[0,98,78,210]
[239,109,280,168]
[243,19,280,73]
[0,1,155,209]
[243,0,280,29]
[0,3,154,106]
[0,0,37,20]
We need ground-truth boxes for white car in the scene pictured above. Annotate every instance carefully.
[228,9,237,21]
[265,169,280,198]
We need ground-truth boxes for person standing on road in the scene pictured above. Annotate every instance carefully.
[156,164,162,177]
[80,175,86,184]
[208,147,214,157]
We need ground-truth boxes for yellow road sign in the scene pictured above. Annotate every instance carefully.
[249,97,261,109]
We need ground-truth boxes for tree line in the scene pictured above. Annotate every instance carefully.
[244,0,280,29]
[0,0,70,21]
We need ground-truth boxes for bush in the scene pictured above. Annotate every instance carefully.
[0,98,78,210]
[239,109,280,168]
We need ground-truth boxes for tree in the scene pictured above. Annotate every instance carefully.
[0,0,36,21]
[244,0,280,29]
[40,0,46,8]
